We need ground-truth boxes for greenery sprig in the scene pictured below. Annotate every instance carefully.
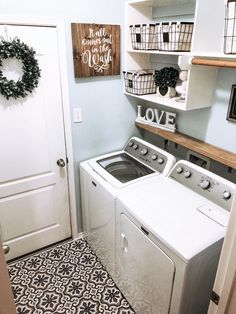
[0,38,41,100]
[154,67,179,88]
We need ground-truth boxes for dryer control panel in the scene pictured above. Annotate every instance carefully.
[170,161,235,211]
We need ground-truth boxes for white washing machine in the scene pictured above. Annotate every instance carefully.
[80,137,176,276]
[115,160,235,314]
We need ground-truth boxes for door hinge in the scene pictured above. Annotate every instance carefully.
[211,290,220,305]
[66,157,69,164]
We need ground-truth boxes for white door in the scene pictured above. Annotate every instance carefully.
[0,24,71,260]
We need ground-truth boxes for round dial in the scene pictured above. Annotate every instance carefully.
[128,142,133,147]
[223,190,231,200]
[133,144,138,150]
[200,179,211,190]
[176,167,183,174]
[184,170,191,178]
[152,154,157,160]
[157,158,164,164]
[141,148,148,155]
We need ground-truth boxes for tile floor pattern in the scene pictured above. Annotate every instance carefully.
[8,239,135,314]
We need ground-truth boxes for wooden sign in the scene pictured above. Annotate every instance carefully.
[136,105,177,132]
[71,23,120,77]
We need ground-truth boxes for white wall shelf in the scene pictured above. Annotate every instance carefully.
[192,52,236,61]
[124,0,233,111]
[127,49,191,56]
[125,91,188,110]
[128,0,153,7]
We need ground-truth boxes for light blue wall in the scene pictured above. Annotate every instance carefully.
[204,69,236,153]
[142,68,236,154]
[0,0,139,232]
[174,69,236,153]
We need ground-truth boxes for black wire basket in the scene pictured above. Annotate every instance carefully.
[123,70,157,95]
[130,22,194,52]
[130,24,158,50]
[224,0,236,54]
[157,22,194,52]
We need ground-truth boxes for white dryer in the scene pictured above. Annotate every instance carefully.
[115,160,235,314]
[80,137,176,276]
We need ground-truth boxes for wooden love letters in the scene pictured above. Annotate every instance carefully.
[136,105,177,132]
[71,23,120,77]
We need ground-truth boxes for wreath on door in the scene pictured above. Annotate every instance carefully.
[0,38,41,100]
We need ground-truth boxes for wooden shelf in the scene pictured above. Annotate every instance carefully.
[136,121,236,169]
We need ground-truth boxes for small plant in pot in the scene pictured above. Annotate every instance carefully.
[154,67,179,98]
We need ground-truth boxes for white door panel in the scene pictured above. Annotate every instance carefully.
[0,173,56,198]
[0,24,71,260]
[0,187,58,238]
[1,99,50,182]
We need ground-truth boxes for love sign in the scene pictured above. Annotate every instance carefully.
[136,105,177,132]
[71,23,120,77]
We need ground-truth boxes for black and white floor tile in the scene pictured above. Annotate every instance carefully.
[8,239,135,314]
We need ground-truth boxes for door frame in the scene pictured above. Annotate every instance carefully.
[0,236,16,314]
[208,194,236,314]
[0,16,78,238]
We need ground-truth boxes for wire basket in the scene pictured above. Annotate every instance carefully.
[224,0,236,54]
[123,70,157,95]
[130,24,158,50]
[129,22,194,52]
[157,22,194,51]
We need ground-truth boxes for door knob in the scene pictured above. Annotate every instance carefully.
[3,244,10,255]
[57,158,66,167]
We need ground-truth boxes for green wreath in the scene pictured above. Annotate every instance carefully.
[0,38,41,100]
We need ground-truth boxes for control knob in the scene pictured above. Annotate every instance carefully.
[157,158,164,164]
[141,148,148,155]
[223,190,231,200]
[184,170,192,178]
[152,154,158,160]
[176,167,183,174]
[128,142,133,147]
[200,179,211,190]
[133,144,138,150]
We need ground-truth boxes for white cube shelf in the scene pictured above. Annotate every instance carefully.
[124,0,229,111]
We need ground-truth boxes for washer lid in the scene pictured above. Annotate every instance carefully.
[116,176,230,261]
[197,204,228,227]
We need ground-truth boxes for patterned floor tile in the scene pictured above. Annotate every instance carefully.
[8,239,135,314]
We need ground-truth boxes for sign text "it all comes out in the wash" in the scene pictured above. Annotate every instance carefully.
[81,27,112,73]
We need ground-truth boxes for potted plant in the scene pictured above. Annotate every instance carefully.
[154,67,179,98]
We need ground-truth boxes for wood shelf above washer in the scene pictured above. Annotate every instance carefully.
[135,121,236,169]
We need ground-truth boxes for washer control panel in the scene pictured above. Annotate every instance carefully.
[125,138,173,174]
[170,161,235,211]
